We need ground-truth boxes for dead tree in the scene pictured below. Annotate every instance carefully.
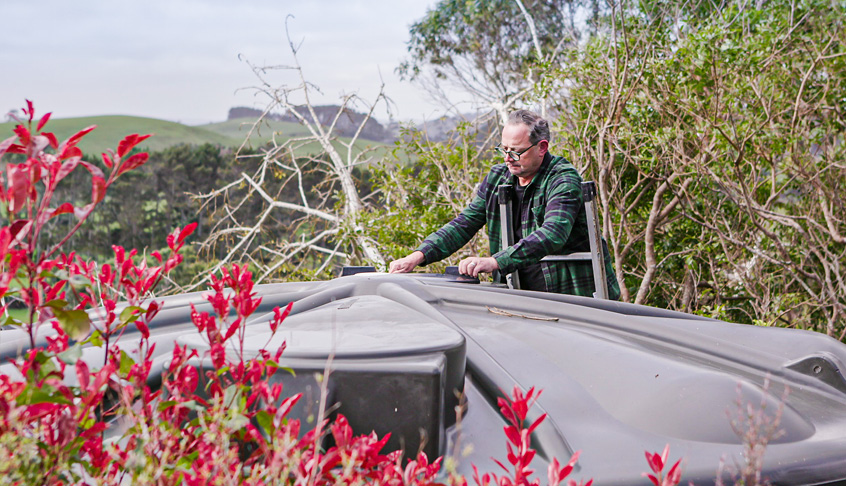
[195,27,387,285]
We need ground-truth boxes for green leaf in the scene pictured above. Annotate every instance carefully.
[256,410,274,435]
[43,299,69,310]
[86,329,104,347]
[119,350,135,375]
[223,385,241,408]
[226,413,249,431]
[68,274,91,290]
[120,306,144,325]
[266,360,295,376]
[158,400,178,412]
[17,384,71,405]
[57,344,83,365]
[2,314,23,327]
[176,451,199,471]
[183,400,206,413]
[53,308,91,341]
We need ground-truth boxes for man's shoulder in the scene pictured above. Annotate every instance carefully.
[488,163,510,178]
[544,155,582,184]
[479,163,511,188]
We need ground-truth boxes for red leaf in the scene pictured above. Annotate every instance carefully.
[548,458,562,485]
[55,157,81,185]
[46,202,75,221]
[504,425,521,446]
[102,153,113,169]
[76,360,90,390]
[117,133,152,158]
[224,318,241,341]
[58,145,82,161]
[177,222,198,244]
[9,220,32,244]
[665,460,682,486]
[24,100,34,121]
[13,125,31,147]
[136,320,149,340]
[493,458,510,474]
[0,136,17,157]
[43,132,58,149]
[642,474,660,486]
[566,450,581,468]
[66,125,97,146]
[79,160,105,182]
[37,112,52,132]
[91,176,106,204]
[271,301,294,333]
[660,444,670,468]
[645,451,662,474]
[0,227,11,255]
[146,300,161,319]
[116,152,149,177]
[74,203,94,221]
[527,412,547,434]
[277,393,302,418]
[6,164,29,213]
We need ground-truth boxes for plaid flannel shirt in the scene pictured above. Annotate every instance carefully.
[417,154,621,299]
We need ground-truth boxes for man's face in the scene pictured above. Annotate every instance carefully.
[500,123,547,185]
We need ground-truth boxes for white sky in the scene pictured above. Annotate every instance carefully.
[0,0,452,125]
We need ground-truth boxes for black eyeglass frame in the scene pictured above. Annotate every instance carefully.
[494,140,544,161]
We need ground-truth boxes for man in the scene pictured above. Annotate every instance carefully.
[389,110,620,300]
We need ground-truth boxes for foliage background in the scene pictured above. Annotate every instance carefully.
[9,0,842,339]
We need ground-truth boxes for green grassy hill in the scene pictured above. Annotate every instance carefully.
[202,118,393,160]
[0,115,241,155]
[1,116,391,159]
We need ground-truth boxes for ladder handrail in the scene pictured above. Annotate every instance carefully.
[498,181,609,299]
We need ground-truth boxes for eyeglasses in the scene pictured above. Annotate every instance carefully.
[494,140,542,161]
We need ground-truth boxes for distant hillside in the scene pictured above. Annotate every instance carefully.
[0,115,241,156]
[228,105,394,143]
[1,114,393,157]
[199,118,314,147]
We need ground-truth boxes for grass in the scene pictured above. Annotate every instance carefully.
[0,115,241,155]
[1,116,392,162]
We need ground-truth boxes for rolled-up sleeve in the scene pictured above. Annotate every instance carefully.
[416,192,487,265]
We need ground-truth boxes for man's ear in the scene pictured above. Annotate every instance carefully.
[538,140,549,155]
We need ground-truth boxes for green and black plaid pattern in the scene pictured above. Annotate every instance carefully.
[416,154,621,300]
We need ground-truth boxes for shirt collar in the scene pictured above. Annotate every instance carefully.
[506,152,553,188]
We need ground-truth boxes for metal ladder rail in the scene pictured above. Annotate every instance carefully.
[498,181,609,299]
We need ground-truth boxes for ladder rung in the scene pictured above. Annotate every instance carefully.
[541,252,593,262]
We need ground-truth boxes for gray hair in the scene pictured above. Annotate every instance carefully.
[506,110,550,145]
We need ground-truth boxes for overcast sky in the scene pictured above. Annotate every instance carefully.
[0,0,450,125]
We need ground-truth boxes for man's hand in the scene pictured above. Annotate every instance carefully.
[389,251,426,273]
[458,257,499,278]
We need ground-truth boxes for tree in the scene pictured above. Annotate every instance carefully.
[196,23,390,285]
[399,0,585,121]
[557,0,846,334]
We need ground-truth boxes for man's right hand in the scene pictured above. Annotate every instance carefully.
[389,251,425,273]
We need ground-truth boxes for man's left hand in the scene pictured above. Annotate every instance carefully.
[458,257,498,278]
